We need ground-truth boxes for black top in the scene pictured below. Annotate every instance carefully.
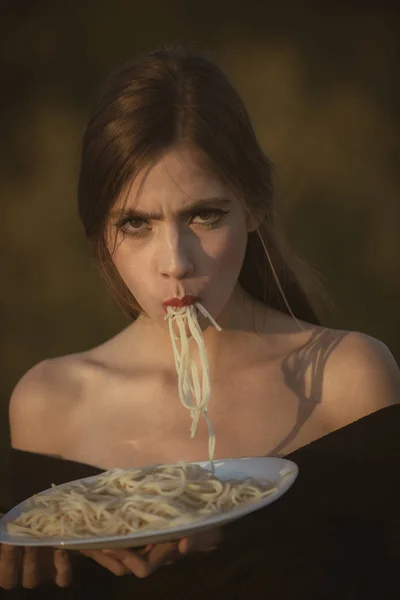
[3,405,400,599]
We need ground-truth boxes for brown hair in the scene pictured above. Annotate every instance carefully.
[78,46,322,324]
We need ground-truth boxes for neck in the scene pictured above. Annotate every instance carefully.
[131,285,267,370]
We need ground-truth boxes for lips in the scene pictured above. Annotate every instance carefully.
[162,295,200,310]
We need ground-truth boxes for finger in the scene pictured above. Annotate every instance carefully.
[135,544,154,555]
[103,547,175,578]
[179,528,223,555]
[0,544,22,590]
[79,550,129,576]
[21,547,41,589]
[146,543,181,573]
[103,548,151,578]
[54,550,72,587]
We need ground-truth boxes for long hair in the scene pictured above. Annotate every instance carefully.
[78,47,322,325]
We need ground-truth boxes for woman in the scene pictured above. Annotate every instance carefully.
[2,46,399,592]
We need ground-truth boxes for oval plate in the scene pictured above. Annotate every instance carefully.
[0,457,298,550]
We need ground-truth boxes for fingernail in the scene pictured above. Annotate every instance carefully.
[182,538,193,554]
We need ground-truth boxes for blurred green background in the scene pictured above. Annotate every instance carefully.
[1,2,399,506]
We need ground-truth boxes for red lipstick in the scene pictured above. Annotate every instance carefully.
[162,295,200,311]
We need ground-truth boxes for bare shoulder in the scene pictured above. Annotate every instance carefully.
[9,353,96,454]
[279,320,399,437]
[314,329,399,424]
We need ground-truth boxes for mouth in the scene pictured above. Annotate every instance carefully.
[162,295,200,312]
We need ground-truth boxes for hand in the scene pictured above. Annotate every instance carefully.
[80,527,223,578]
[0,544,72,589]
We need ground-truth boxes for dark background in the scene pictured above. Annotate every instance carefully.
[1,1,399,508]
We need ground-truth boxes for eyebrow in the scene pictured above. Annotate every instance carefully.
[111,197,232,221]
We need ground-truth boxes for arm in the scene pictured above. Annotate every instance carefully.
[2,362,74,589]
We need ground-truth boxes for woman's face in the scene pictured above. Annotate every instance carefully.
[108,145,249,327]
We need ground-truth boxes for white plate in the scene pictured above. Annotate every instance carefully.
[0,457,298,550]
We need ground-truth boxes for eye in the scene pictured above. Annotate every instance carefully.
[116,217,151,237]
[190,209,229,227]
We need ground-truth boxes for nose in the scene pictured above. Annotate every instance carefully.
[158,226,194,280]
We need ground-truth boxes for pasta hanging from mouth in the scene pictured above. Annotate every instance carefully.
[165,302,221,471]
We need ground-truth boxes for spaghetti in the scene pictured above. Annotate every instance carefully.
[6,462,282,539]
[165,302,221,470]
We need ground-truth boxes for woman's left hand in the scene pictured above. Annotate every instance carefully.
[80,527,223,578]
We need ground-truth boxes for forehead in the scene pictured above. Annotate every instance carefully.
[120,146,232,210]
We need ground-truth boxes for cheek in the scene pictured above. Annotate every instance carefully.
[204,224,247,273]
[111,246,150,300]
